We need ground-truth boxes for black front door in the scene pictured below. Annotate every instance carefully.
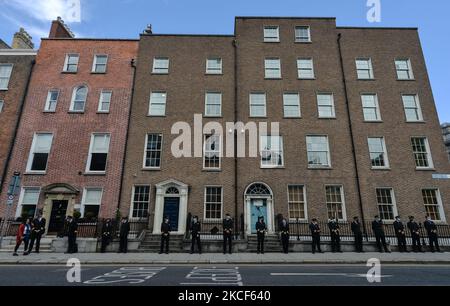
[48,200,68,233]
[163,197,180,231]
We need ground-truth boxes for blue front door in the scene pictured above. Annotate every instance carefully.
[163,197,180,231]
[250,199,267,234]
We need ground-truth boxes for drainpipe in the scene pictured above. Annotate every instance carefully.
[116,58,137,220]
[0,59,36,194]
[337,33,367,237]
[232,38,239,239]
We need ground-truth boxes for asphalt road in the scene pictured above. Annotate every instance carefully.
[1,264,450,286]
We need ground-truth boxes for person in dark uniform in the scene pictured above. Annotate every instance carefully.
[351,216,364,253]
[328,218,342,253]
[118,216,130,253]
[279,218,289,254]
[100,219,112,253]
[160,216,171,254]
[27,212,46,254]
[190,216,202,254]
[66,216,78,254]
[424,215,441,253]
[255,216,267,254]
[309,218,323,254]
[393,216,408,252]
[372,215,390,253]
[407,216,423,252]
[222,214,233,254]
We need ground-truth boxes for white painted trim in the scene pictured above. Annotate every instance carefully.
[325,184,348,221]
[287,184,308,221]
[129,185,151,219]
[361,93,382,122]
[297,57,315,79]
[26,132,53,173]
[69,85,88,112]
[80,187,103,217]
[203,185,223,221]
[91,54,109,73]
[243,182,274,235]
[142,133,163,170]
[15,187,41,218]
[44,89,60,112]
[316,93,336,118]
[249,92,267,117]
[85,133,111,174]
[97,90,112,113]
[0,63,14,90]
[367,136,390,169]
[0,50,37,56]
[375,187,398,222]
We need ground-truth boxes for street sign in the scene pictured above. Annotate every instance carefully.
[6,199,13,206]
[7,195,14,201]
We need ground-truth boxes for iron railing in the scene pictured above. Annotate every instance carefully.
[184,213,245,240]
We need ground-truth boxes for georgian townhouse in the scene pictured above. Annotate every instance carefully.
[0,18,138,234]
[120,17,450,239]
[0,29,37,195]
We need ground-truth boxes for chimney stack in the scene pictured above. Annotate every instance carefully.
[12,28,34,49]
[49,16,75,38]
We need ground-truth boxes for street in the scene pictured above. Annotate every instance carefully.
[0,264,450,286]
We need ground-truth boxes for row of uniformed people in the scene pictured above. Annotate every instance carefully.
[98,214,443,254]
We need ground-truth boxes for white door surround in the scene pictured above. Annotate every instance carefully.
[244,182,274,235]
[153,179,188,235]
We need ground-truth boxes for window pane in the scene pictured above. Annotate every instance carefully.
[149,92,167,115]
[288,185,305,219]
[326,186,343,220]
[133,186,150,218]
[89,153,107,171]
[22,188,40,204]
[145,134,162,168]
[264,27,279,41]
[205,92,222,116]
[376,188,395,220]
[205,187,222,219]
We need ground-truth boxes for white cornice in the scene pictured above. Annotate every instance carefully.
[0,49,38,56]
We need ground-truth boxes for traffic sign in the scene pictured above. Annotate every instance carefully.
[6,199,13,206]
[7,195,14,201]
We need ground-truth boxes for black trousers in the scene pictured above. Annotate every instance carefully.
[119,236,128,253]
[411,233,422,251]
[223,233,232,254]
[330,233,341,252]
[354,232,363,252]
[100,236,110,253]
[281,233,289,253]
[428,233,440,252]
[312,234,321,253]
[14,238,29,253]
[375,233,388,252]
[28,231,42,253]
[160,233,170,253]
[396,234,407,252]
[67,235,77,253]
[257,232,265,253]
[191,234,201,253]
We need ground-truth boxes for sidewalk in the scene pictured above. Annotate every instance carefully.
[0,252,449,265]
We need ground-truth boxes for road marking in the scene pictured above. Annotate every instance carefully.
[182,266,243,286]
[270,272,393,278]
[83,267,166,285]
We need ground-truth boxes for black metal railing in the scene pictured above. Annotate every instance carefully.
[277,218,450,246]
[184,213,246,240]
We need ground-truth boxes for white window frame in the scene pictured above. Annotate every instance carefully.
[26,133,53,173]
[422,188,446,222]
[411,137,434,169]
[204,92,222,117]
[375,187,399,222]
[148,91,167,116]
[249,92,267,117]
[355,58,374,80]
[260,135,284,168]
[317,93,336,118]
[69,85,88,112]
[402,94,423,122]
[264,58,281,79]
[143,133,163,170]
[0,64,13,90]
[81,187,103,217]
[15,187,41,218]
[206,58,222,74]
[152,57,169,74]
[85,133,111,173]
[297,58,315,79]
[92,54,108,73]
[263,26,280,42]
[44,90,59,112]
[325,185,347,221]
[306,135,331,168]
[287,185,308,221]
[395,59,414,80]
[0,100,4,113]
[63,54,79,73]
[203,186,223,221]
[203,134,222,170]
[283,92,301,118]
[361,93,382,122]
[98,90,112,113]
[367,137,390,169]
[130,185,151,219]
[295,26,311,43]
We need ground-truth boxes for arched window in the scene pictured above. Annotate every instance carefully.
[70,86,88,112]
[245,183,271,196]
[166,187,179,195]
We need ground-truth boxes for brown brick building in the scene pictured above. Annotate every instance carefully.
[0,19,138,234]
[0,29,37,194]
[120,17,450,236]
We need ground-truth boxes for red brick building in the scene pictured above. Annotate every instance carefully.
[0,19,138,234]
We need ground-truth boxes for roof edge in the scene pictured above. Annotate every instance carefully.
[337,26,418,30]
